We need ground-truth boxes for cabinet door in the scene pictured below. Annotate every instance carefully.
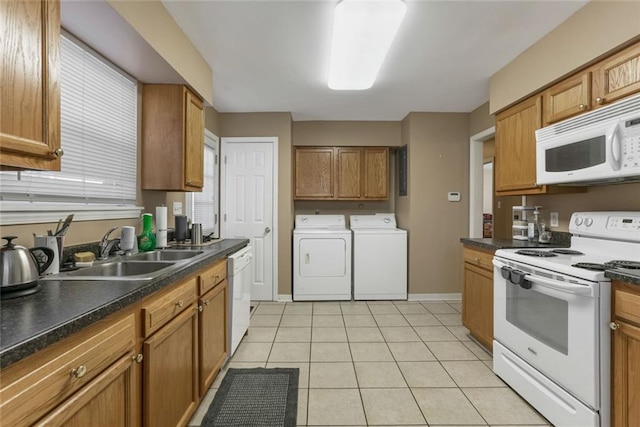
[184,88,204,190]
[336,148,361,199]
[593,42,640,107]
[294,147,334,199]
[462,263,493,351]
[199,280,227,395]
[612,319,640,427]
[543,72,591,125]
[144,306,198,427]
[363,148,388,199]
[0,0,61,170]
[495,96,542,193]
[36,354,137,427]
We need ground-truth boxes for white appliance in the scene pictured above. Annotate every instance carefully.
[293,215,352,301]
[350,214,407,300]
[493,211,640,427]
[227,245,252,356]
[536,92,640,185]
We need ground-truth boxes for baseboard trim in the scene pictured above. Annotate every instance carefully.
[277,294,293,302]
[408,293,461,301]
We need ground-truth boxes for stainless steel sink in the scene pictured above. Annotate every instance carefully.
[42,261,176,281]
[128,250,203,261]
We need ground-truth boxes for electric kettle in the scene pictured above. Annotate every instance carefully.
[1,236,54,297]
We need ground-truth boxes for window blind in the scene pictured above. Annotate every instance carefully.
[191,145,216,232]
[0,34,137,204]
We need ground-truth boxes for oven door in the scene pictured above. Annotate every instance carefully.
[493,257,600,408]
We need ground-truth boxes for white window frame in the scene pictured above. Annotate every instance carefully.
[185,129,220,238]
[0,32,143,225]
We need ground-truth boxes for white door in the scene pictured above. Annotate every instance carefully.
[221,137,277,301]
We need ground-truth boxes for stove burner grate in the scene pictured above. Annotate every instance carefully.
[572,263,606,271]
[551,249,584,255]
[516,250,558,257]
[605,260,640,270]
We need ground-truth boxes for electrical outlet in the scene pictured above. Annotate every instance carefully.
[173,202,183,215]
[550,212,559,228]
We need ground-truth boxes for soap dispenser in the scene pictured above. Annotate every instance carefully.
[139,213,156,252]
[528,206,542,242]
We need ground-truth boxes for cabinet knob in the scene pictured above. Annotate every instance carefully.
[70,365,87,378]
[214,275,220,282]
[52,148,64,158]
[475,257,480,262]
[187,180,193,185]
[132,353,143,363]
[203,299,210,306]
[596,97,605,105]
[197,305,203,312]
[175,300,184,308]
[578,104,587,110]
[610,322,620,331]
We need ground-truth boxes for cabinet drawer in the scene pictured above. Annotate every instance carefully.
[0,314,135,427]
[143,277,197,337]
[199,259,227,294]
[614,286,640,326]
[463,247,495,271]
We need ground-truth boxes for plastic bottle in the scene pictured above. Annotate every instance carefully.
[139,213,156,252]
[528,207,541,242]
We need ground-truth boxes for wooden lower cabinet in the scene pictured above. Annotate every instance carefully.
[198,280,228,395]
[611,281,640,427]
[462,246,494,351]
[144,306,199,427]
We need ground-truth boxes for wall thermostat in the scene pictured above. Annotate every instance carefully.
[447,192,461,202]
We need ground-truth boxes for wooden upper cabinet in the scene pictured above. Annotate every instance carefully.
[593,42,640,108]
[363,148,388,199]
[495,96,542,193]
[294,147,334,199]
[336,148,361,199]
[142,85,204,191]
[294,147,389,200]
[0,0,62,171]
[543,71,591,125]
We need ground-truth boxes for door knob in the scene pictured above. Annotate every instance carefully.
[265,227,271,234]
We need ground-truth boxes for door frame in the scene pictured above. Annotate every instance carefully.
[220,136,279,301]
[469,126,495,238]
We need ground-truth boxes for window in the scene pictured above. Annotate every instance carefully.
[187,131,219,238]
[0,33,140,224]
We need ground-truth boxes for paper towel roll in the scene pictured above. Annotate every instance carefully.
[156,206,168,247]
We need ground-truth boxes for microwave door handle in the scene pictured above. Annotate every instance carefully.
[523,274,595,297]
[608,123,622,171]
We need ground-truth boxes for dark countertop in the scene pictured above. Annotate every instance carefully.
[606,268,640,286]
[460,233,571,252]
[0,239,249,369]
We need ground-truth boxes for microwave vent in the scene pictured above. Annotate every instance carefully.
[537,92,640,141]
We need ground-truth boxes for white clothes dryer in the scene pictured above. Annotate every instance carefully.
[350,214,407,300]
[293,215,352,301]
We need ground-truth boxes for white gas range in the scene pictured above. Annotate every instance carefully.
[492,212,640,427]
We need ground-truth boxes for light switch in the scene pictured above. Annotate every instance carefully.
[173,202,183,215]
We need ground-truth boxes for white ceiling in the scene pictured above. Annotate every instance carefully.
[162,0,587,121]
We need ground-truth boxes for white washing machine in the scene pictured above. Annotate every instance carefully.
[350,214,407,300]
[293,215,352,301]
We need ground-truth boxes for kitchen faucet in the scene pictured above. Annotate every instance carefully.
[99,226,120,260]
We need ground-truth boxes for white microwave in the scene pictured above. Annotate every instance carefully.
[536,93,640,185]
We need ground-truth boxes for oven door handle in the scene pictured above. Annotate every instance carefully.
[523,274,595,297]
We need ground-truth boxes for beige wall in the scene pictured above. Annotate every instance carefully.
[108,0,213,105]
[219,113,294,297]
[398,113,470,296]
[293,121,402,147]
[205,106,221,135]
[490,1,640,113]
[470,102,494,136]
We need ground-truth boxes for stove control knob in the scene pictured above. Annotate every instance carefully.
[585,217,593,227]
[574,216,584,226]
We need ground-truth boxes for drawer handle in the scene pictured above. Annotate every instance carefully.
[596,97,604,105]
[175,300,184,308]
[132,353,144,363]
[610,322,620,331]
[70,365,87,379]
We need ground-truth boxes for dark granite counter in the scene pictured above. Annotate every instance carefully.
[460,233,571,252]
[606,268,640,286]
[0,239,249,369]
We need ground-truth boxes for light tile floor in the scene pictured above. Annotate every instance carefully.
[189,300,551,427]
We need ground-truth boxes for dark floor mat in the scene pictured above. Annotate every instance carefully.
[201,368,299,427]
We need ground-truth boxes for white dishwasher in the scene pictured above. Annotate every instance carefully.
[227,245,252,356]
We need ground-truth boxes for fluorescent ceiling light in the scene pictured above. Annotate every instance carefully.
[328,0,407,90]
